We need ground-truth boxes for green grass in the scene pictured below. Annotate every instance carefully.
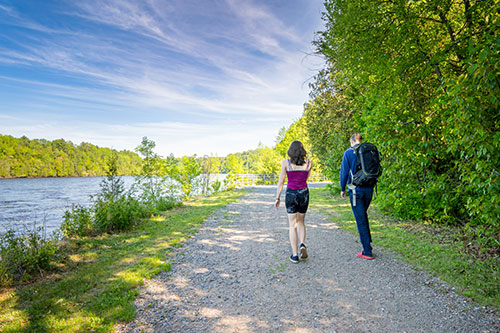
[309,187,500,311]
[0,189,246,332]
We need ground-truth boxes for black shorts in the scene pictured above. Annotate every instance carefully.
[285,187,309,214]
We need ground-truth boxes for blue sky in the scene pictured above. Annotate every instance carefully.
[0,0,325,157]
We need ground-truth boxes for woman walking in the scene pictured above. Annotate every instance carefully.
[340,133,375,259]
[275,141,313,263]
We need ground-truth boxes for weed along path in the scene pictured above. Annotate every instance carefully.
[117,185,499,332]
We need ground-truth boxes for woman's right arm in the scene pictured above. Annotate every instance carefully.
[275,160,287,209]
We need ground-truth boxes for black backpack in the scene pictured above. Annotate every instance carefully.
[350,142,382,187]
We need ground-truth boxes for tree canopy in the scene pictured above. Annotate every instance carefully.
[302,0,499,247]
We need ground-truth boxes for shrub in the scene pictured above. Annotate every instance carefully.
[0,227,59,287]
[93,194,147,233]
[61,204,94,237]
[154,196,178,212]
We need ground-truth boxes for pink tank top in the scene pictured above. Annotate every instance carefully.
[286,159,309,190]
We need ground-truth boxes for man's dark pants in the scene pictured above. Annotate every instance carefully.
[349,189,373,256]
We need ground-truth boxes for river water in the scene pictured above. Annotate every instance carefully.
[0,175,323,237]
[0,176,135,236]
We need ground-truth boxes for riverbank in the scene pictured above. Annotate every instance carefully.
[0,189,245,332]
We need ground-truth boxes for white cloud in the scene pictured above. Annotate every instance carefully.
[0,0,325,155]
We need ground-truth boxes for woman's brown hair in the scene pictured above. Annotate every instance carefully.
[287,141,307,166]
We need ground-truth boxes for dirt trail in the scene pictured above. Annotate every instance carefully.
[117,185,499,332]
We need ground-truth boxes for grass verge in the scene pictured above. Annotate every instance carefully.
[0,189,246,332]
[309,187,500,311]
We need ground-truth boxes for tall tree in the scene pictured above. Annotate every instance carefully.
[307,0,499,244]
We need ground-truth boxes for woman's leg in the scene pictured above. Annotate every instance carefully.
[287,213,298,256]
[296,213,306,245]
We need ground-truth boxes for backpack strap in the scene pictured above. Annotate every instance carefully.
[347,151,357,206]
[347,182,357,206]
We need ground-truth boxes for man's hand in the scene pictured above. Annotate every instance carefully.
[340,191,346,199]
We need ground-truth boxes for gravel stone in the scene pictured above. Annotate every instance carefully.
[116,185,499,332]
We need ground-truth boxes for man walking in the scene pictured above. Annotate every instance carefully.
[340,133,378,260]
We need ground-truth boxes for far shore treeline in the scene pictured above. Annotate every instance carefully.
[0,132,311,179]
[0,135,143,178]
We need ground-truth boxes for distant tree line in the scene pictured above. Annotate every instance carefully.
[0,134,142,178]
[0,131,320,181]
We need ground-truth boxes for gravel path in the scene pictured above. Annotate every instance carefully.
[116,185,499,332]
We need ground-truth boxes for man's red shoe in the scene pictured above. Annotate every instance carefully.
[356,252,374,260]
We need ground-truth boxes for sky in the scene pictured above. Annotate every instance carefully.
[0,0,325,157]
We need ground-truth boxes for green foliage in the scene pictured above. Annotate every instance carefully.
[135,137,161,177]
[224,153,246,188]
[62,149,160,237]
[305,0,500,249]
[0,228,59,287]
[211,179,222,193]
[274,117,320,168]
[133,137,180,211]
[92,194,148,233]
[61,186,148,238]
[164,155,203,198]
[0,134,142,178]
[303,71,354,183]
[248,144,281,178]
[274,119,307,158]
[61,204,94,237]
[439,17,500,246]
[201,155,221,195]
[99,152,125,201]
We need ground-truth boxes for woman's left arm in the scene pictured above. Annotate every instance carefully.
[307,159,313,179]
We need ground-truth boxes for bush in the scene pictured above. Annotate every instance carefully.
[153,196,178,212]
[0,228,59,287]
[93,194,147,233]
[62,148,181,237]
[62,195,151,237]
[62,204,94,237]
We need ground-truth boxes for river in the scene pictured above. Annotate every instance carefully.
[0,174,325,237]
[0,176,135,236]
